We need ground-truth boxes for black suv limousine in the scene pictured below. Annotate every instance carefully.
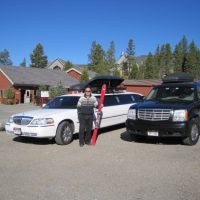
[126,72,200,145]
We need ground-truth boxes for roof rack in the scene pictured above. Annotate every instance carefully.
[162,72,194,83]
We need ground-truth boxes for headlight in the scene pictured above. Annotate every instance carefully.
[127,109,136,120]
[30,118,54,126]
[173,110,188,122]
[8,116,14,123]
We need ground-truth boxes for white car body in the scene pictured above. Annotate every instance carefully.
[5,92,142,144]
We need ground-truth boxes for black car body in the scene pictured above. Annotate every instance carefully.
[126,72,200,145]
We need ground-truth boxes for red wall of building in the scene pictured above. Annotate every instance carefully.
[123,85,153,96]
[0,71,12,89]
[66,70,81,81]
[0,71,12,103]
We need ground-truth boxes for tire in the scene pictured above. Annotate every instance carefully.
[55,121,73,145]
[182,118,200,146]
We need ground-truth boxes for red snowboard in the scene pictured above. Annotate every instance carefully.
[91,84,107,145]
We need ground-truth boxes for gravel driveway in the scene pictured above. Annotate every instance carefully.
[0,126,200,200]
[0,104,199,200]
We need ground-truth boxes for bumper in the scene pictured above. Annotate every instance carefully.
[126,119,189,138]
[5,123,57,138]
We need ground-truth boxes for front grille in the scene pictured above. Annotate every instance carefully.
[138,109,171,121]
[13,116,33,125]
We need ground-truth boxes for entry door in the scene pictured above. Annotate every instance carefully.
[24,90,31,103]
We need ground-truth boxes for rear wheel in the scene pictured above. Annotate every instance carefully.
[55,121,73,145]
[182,119,200,146]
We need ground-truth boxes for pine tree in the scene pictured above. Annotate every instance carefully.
[154,45,162,78]
[126,39,135,56]
[196,50,200,79]
[30,43,48,68]
[125,39,136,78]
[0,49,13,65]
[137,64,145,79]
[88,41,109,75]
[144,53,156,79]
[93,64,111,75]
[173,43,183,72]
[181,35,188,55]
[112,68,121,77]
[88,41,97,66]
[159,44,166,77]
[80,69,89,82]
[20,58,26,67]
[164,43,172,75]
[88,41,105,66]
[179,35,188,72]
[129,63,139,79]
[122,61,129,78]
[64,60,73,71]
[186,41,199,76]
[106,41,116,67]
[105,41,116,75]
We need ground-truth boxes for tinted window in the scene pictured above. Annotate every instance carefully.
[132,94,143,101]
[44,96,79,109]
[102,94,142,106]
[146,86,195,102]
[104,96,119,107]
[117,94,142,104]
[117,94,134,104]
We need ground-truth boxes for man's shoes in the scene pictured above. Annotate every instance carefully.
[79,143,84,147]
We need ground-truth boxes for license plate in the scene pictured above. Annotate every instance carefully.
[147,131,158,136]
[13,128,22,135]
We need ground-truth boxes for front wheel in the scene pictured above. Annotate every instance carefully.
[182,119,200,146]
[55,121,73,145]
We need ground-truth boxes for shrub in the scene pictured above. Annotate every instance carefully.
[49,84,66,99]
[4,88,15,99]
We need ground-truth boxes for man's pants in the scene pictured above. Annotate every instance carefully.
[79,114,93,144]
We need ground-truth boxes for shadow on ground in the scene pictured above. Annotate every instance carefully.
[12,124,126,145]
[13,137,56,145]
[120,131,183,145]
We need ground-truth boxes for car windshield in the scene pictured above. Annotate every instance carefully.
[43,96,79,109]
[145,85,195,102]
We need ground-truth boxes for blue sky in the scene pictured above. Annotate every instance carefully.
[1,0,200,66]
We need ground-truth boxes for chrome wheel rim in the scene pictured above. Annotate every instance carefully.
[62,126,71,142]
[191,124,199,141]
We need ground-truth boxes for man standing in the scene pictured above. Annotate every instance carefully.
[77,87,98,147]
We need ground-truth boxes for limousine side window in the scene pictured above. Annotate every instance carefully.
[104,95,119,107]
[132,94,143,101]
[102,94,142,107]
[117,94,142,105]
[117,94,134,104]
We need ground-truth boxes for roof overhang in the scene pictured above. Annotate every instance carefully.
[66,68,82,75]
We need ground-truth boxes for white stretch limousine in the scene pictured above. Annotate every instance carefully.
[5,76,143,145]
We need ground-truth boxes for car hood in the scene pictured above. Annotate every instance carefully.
[130,101,193,110]
[11,108,76,118]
